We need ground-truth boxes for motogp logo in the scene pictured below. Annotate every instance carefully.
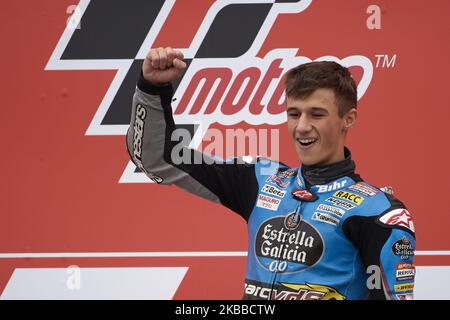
[46,0,373,183]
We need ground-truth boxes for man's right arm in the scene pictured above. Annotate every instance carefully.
[126,47,260,221]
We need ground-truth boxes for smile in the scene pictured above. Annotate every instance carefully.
[297,138,318,148]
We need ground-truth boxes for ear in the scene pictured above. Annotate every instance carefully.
[342,108,357,132]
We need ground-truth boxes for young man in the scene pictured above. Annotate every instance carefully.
[127,47,416,300]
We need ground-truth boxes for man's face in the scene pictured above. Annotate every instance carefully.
[286,88,356,166]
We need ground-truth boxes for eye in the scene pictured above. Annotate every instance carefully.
[312,113,325,118]
[287,111,300,118]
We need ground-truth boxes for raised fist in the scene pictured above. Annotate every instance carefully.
[142,47,187,85]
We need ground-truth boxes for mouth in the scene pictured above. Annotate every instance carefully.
[296,138,318,149]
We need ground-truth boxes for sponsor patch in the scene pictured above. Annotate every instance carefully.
[396,293,413,300]
[312,212,339,227]
[256,194,281,211]
[266,168,296,189]
[266,174,289,189]
[285,211,301,230]
[244,280,346,300]
[394,282,414,293]
[261,184,286,198]
[325,197,356,210]
[244,280,273,300]
[348,183,378,197]
[292,189,318,202]
[276,168,296,179]
[277,283,346,300]
[379,208,415,233]
[133,104,147,173]
[396,263,415,281]
[255,216,324,273]
[392,236,414,260]
[316,204,346,218]
[313,179,348,193]
[332,191,364,205]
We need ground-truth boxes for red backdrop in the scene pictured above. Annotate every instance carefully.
[1,0,449,299]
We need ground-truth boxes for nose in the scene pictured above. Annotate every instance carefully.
[296,114,313,134]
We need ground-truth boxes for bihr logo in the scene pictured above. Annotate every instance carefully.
[46,0,373,183]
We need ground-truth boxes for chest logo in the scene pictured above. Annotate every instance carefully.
[285,211,301,230]
[256,194,281,211]
[266,175,289,189]
[312,212,340,227]
[292,189,318,202]
[255,216,324,273]
[348,183,379,197]
[325,197,356,210]
[261,184,287,198]
[314,179,348,193]
[316,204,345,218]
[332,191,364,205]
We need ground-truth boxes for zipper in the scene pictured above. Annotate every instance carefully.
[268,202,302,300]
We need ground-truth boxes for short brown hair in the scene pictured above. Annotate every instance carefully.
[284,61,357,117]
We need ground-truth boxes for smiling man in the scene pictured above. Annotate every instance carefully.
[127,47,416,300]
[285,64,357,166]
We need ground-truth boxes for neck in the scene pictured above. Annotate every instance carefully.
[301,147,359,186]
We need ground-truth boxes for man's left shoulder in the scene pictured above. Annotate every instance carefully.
[349,182,407,208]
[371,188,415,235]
[339,181,404,217]
[344,181,415,235]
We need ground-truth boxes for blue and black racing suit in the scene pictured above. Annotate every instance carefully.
[126,74,416,300]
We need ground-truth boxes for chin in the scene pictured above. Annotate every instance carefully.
[296,153,315,166]
[298,152,329,166]
[295,145,322,166]
[301,159,318,166]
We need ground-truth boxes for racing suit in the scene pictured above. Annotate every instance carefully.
[126,74,416,300]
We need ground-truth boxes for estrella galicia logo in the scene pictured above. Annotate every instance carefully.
[392,236,414,260]
[46,0,373,183]
[255,215,324,273]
